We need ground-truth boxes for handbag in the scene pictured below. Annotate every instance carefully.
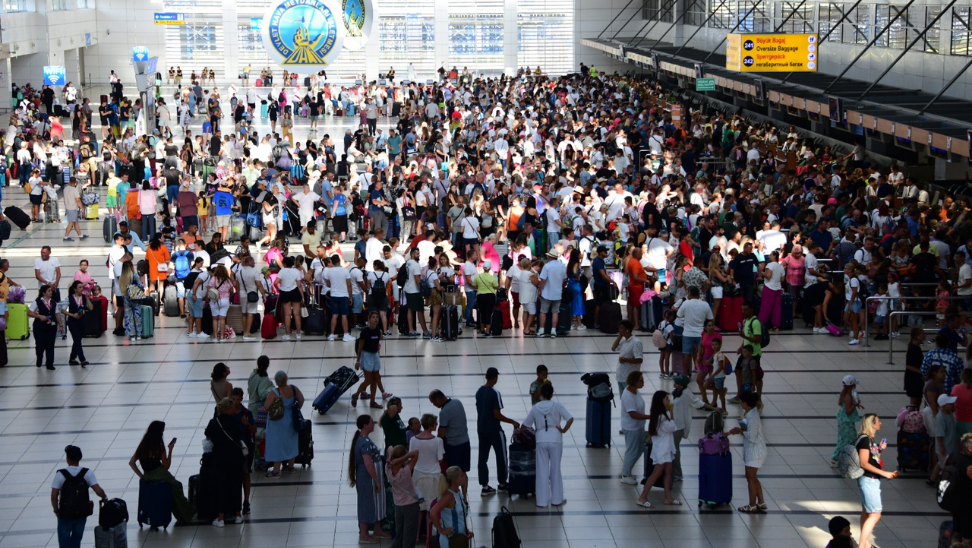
[216,416,249,457]
[126,283,145,300]
[267,389,285,421]
[242,273,259,303]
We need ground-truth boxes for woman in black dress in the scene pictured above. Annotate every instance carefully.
[204,398,246,527]
[905,326,926,407]
[64,281,92,366]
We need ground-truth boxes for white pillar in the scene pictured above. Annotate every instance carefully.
[222,2,239,82]
[504,0,517,75]
[435,4,450,80]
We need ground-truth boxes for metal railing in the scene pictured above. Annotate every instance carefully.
[863,293,966,347]
[885,310,954,364]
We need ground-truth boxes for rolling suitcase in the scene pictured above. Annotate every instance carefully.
[585,397,611,447]
[93,525,127,548]
[82,298,105,338]
[313,384,342,415]
[202,307,213,335]
[140,305,154,338]
[303,305,325,335]
[313,365,361,414]
[103,216,117,243]
[189,459,219,521]
[442,304,460,341]
[397,307,410,336]
[0,219,10,241]
[780,292,793,330]
[896,429,931,472]
[583,299,597,329]
[261,313,277,339]
[226,304,244,334]
[598,301,621,334]
[96,296,109,332]
[507,442,536,497]
[147,291,160,317]
[501,302,512,329]
[3,205,29,230]
[718,295,743,331]
[642,444,665,487]
[99,498,129,529]
[85,203,99,219]
[295,418,313,466]
[698,452,733,508]
[163,285,179,317]
[136,479,172,530]
[490,307,503,336]
[6,303,29,340]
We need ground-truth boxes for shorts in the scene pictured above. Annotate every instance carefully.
[210,298,229,317]
[175,281,186,298]
[628,286,644,307]
[464,237,480,248]
[65,209,80,222]
[697,363,713,375]
[742,383,753,393]
[360,351,380,372]
[875,315,886,325]
[710,377,725,390]
[189,297,205,318]
[106,196,117,208]
[682,336,701,354]
[524,301,537,315]
[215,215,230,229]
[29,194,42,206]
[540,297,561,314]
[367,297,388,312]
[406,292,425,313]
[242,297,260,314]
[845,299,862,314]
[351,293,364,313]
[711,286,723,299]
[858,476,883,513]
[331,296,350,315]
[279,288,302,304]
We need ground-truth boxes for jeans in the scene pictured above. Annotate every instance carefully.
[57,517,86,548]
[622,429,643,477]
[464,290,477,325]
[477,429,508,486]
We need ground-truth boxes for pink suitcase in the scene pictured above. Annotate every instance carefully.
[825,322,844,337]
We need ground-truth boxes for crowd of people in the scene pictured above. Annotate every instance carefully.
[9,63,972,548]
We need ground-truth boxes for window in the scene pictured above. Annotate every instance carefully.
[952,6,972,55]
[51,0,68,9]
[518,0,574,75]
[923,5,942,53]
[684,0,706,26]
[774,1,813,33]
[818,3,844,42]
[841,3,869,44]
[3,0,26,11]
[238,23,264,60]
[735,1,770,32]
[708,0,734,28]
[76,0,92,8]
[642,0,673,22]
[874,5,908,48]
[449,0,504,71]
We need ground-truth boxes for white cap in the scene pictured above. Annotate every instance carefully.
[938,394,957,407]
[842,375,860,387]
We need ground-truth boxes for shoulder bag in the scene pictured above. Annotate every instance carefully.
[241,270,259,303]
[215,416,249,457]
[267,388,285,421]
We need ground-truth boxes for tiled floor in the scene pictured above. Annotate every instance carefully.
[0,97,948,547]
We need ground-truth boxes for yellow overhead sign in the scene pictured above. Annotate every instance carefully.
[725,33,817,72]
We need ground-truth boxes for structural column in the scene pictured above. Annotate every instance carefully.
[504,0,517,74]
[222,1,239,80]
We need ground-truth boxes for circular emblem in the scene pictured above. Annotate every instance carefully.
[261,0,345,71]
[341,0,376,51]
[743,40,754,50]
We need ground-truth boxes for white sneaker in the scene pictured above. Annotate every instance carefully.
[343,334,354,342]
[242,336,256,341]
[577,325,587,331]
[570,325,577,330]
[848,339,860,345]
[295,333,302,341]
[233,516,244,524]
[281,335,291,341]
[619,475,639,485]
[327,334,335,341]
[212,519,224,528]
[890,332,900,338]
[197,332,210,339]
[187,332,197,338]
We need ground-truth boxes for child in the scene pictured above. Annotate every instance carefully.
[935,393,958,475]
[404,417,421,445]
[198,191,210,235]
[888,272,901,338]
[705,338,729,415]
[617,214,631,247]
[529,364,549,405]
[735,344,757,400]
[384,445,421,547]
[873,283,890,340]
[74,260,95,297]
[825,516,855,548]
[936,279,951,327]
[657,310,676,379]
[379,397,406,452]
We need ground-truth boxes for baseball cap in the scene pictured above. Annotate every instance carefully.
[672,375,691,387]
[260,267,270,274]
[64,445,82,461]
[938,394,957,407]
[841,375,860,387]
[482,260,492,270]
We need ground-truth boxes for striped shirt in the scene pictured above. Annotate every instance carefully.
[741,408,767,466]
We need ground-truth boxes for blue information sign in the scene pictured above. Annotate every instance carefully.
[250,18,262,30]
[132,46,149,62]
[43,66,66,86]
[84,33,91,47]
[153,13,184,25]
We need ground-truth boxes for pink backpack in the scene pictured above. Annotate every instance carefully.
[898,407,925,434]
[698,432,730,456]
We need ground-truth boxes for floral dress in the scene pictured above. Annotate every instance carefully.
[123,279,144,337]
[832,403,861,461]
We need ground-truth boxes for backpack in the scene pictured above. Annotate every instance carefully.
[937,457,962,512]
[397,265,409,289]
[492,506,522,548]
[173,251,191,279]
[57,468,93,519]
[855,278,871,303]
[747,317,770,348]
[837,435,868,479]
[369,272,387,306]
[419,271,432,298]
[898,407,925,434]
[652,321,668,349]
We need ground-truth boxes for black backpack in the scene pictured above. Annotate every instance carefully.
[369,272,387,306]
[492,506,521,548]
[57,469,92,519]
[937,457,962,512]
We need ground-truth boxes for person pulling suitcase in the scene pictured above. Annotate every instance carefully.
[51,445,109,548]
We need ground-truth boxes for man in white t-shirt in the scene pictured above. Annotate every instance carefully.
[323,255,354,342]
[365,228,385,271]
[34,246,61,292]
[403,247,428,336]
[51,445,108,548]
[676,286,714,372]
[537,250,568,338]
[956,251,972,312]
[462,250,480,326]
[758,251,786,331]
[349,257,367,328]
[291,184,321,229]
[643,228,674,279]
[236,256,265,340]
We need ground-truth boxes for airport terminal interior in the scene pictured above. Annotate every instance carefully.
[0,0,969,546]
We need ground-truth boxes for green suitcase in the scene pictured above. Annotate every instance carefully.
[6,303,29,340]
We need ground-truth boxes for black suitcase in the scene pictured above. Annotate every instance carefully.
[103,216,117,243]
[443,304,460,341]
[583,299,596,329]
[303,305,325,335]
[188,460,219,521]
[0,220,10,240]
[392,102,401,117]
[295,419,313,466]
[82,299,105,338]
[490,307,503,336]
[507,442,535,497]
[3,206,29,230]
[397,308,410,336]
[146,291,160,317]
[780,292,793,330]
[598,302,621,334]
[202,307,214,335]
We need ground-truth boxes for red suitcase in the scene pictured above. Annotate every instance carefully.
[96,296,109,332]
[261,313,277,339]
[501,301,512,329]
[718,296,743,332]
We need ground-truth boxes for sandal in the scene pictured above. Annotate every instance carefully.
[664,500,682,506]
[635,500,653,508]
[351,393,358,407]
[738,505,759,513]
[370,403,383,409]
[758,504,768,512]
[264,471,281,479]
